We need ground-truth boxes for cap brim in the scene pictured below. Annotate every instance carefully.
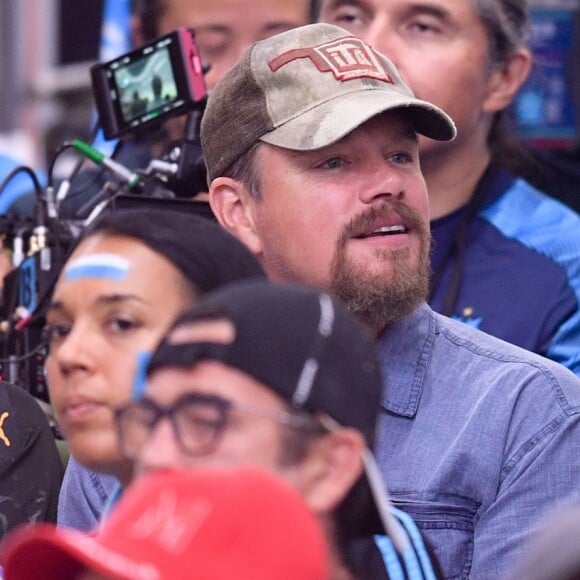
[2,525,154,580]
[260,89,456,150]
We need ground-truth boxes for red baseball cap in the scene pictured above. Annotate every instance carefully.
[1,467,329,580]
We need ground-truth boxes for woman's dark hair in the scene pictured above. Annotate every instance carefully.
[72,208,265,295]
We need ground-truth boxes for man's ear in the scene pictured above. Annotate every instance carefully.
[209,177,263,256]
[298,428,366,516]
[483,48,532,113]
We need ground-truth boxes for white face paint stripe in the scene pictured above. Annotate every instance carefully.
[64,253,131,282]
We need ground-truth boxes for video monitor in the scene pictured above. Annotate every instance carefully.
[511,6,580,147]
[91,28,207,139]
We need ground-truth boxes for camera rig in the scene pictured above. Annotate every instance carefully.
[0,28,209,403]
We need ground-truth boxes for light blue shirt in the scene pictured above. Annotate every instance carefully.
[376,303,580,579]
[57,457,118,531]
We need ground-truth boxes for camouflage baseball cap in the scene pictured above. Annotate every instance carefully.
[201,23,456,183]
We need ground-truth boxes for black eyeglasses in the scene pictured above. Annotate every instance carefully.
[114,391,323,459]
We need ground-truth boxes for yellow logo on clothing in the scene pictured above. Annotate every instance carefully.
[0,412,11,447]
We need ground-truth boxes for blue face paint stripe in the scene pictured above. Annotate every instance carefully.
[132,351,152,400]
[64,264,128,282]
[64,253,130,282]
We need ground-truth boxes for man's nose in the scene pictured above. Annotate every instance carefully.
[357,160,405,205]
[364,16,402,68]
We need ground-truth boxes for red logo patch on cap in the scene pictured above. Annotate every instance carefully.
[269,36,393,83]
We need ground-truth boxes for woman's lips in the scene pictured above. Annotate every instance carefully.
[60,399,104,424]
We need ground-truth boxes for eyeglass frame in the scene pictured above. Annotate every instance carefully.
[114,390,327,460]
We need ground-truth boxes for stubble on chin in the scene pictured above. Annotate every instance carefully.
[329,203,430,334]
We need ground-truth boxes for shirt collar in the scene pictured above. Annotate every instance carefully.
[376,303,436,418]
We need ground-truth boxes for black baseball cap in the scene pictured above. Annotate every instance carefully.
[147,280,381,446]
[146,280,410,551]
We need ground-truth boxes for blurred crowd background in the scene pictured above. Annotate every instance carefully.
[0,0,579,202]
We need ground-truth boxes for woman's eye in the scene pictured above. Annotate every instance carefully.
[44,323,70,344]
[108,317,138,333]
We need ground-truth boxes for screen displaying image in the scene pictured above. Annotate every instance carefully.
[512,7,579,146]
[113,46,179,124]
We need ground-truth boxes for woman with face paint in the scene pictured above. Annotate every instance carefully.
[44,208,265,530]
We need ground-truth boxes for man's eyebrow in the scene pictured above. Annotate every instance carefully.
[321,0,366,12]
[323,0,453,22]
[262,21,307,33]
[406,2,453,22]
[193,23,231,35]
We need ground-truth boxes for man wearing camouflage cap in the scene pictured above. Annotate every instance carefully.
[202,22,580,579]
[115,280,441,578]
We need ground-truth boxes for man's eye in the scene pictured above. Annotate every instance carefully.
[389,152,413,164]
[327,9,365,28]
[196,33,229,60]
[406,18,443,36]
[320,157,344,169]
[336,13,361,26]
[198,44,227,60]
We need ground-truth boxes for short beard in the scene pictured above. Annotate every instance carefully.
[330,201,430,333]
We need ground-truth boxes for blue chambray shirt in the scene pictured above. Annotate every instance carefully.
[375,303,580,579]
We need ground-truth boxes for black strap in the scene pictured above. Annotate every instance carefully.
[429,165,496,316]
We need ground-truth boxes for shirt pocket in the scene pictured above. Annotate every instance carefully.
[393,496,478,580]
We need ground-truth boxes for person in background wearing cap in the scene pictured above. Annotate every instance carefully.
[8,0,312,219]
[114,280,441,579]
[0,383,64,540]
[200,23,580,579]
[45,208,264,532]
[1,467,329,580]
[315,0,580,374]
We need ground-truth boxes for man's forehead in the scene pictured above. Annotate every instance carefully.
[160,0,310,25]
[260,109,418,157]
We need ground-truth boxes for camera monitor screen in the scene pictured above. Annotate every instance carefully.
[512,7,580,148]
[114,44,179,124]
[91,28,206,139]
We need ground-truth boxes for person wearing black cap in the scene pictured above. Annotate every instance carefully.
[202,22,580,579]
[114,280,441,579]
[45,208,264,532]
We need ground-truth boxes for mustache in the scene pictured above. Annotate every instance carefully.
[337,201,427,245]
